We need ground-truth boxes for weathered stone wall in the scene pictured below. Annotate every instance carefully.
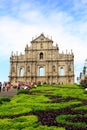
[9,34,74,84]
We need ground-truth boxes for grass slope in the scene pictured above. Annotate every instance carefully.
[0,84,87,130]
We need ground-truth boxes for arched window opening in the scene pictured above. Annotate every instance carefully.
[59,67,64,76]
[40,52,43,59]
[19,68,24,76]
[39,67,44,76]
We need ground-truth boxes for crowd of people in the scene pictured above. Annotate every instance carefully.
[0,81,37,92]
[0,81,10,92]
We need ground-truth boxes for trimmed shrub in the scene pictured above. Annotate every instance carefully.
[0,97,10,104]
[0,99,2,104]
[0,97,10,102]
[84,90,87,94]
[17,89,29,95]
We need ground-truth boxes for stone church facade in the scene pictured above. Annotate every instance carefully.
[9,34,74,84]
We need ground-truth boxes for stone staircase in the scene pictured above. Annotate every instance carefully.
[0,88,17,98]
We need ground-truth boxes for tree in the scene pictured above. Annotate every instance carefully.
[80,76,87,88]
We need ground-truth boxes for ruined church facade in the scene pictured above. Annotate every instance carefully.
[9,34,74,84]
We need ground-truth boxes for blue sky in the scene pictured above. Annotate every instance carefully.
[0,0,87,82]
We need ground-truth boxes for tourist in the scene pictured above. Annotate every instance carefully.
[0,82,2,92]
[17,81,21,90]
[2,82,5,91]
[6,82,11,91]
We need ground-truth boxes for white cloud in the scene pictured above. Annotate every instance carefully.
[0,10,87,63]
[0,0,87,82]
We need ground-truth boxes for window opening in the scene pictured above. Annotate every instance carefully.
[59,67,64,76]
[19,68,24,76]
[39,67,44,76]
[40,52,43,59]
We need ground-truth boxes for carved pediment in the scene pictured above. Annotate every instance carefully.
[31,33,53,43]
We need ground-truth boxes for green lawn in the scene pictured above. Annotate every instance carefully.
[0,84,87,130]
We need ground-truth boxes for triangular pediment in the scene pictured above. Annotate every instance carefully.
[31,33,53,43]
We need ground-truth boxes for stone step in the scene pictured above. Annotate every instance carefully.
[0,88,17,98]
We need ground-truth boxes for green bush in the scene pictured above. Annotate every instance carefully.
[84,90,87,94]
[23,126,65,130]
[56,114,87,128]
[17,89,29,95]
[0,100,2,104]
[0,97,10,102]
